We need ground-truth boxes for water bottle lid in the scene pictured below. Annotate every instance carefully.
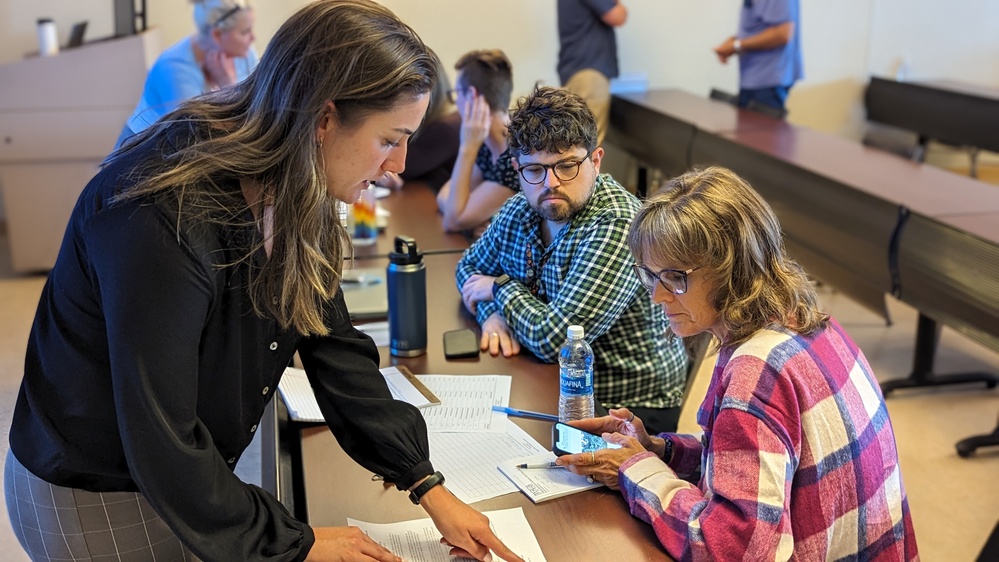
[388,235,423,265]
[567,325,584,339]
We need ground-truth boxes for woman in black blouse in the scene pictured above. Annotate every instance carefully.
[5,2,521,561]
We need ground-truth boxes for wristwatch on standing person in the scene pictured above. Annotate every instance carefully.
[733,38,743,53]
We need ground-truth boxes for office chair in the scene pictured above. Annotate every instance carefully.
[708,88,739,106]
[956,414,999,458]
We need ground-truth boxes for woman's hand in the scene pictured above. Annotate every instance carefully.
[203,47,238,88]
[420,485,525,562]
[555,432,648,491]
[307,526,402,561]
[568,408,656,451]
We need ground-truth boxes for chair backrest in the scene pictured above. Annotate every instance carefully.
[746,99,788,119]
[709,88,739,105]
[861,123,925,162]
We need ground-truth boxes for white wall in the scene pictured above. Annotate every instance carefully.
[1,0,997,221]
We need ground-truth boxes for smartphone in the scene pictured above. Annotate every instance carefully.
[443,329,479,359]
[551,421,622,456]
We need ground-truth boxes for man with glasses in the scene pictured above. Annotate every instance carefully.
[437,49,520,236]
[455,87,688,433]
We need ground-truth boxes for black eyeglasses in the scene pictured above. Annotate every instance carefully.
[632,264,700,295]
[517,150,592,185]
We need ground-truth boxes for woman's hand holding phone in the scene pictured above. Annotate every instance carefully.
[555,409,658,490]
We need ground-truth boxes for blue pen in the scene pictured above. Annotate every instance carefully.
[492,405,559,422]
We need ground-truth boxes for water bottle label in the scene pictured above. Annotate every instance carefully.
[559,368,592,396]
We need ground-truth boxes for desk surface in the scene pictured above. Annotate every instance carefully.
[299,252,675,562]
[614,88,790,134]
[718,125,999,217]
[350,182,469,259]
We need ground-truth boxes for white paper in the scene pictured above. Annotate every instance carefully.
[278,367,434,422]
[497,452,601,503]
[357,320,390,347]
[428,420,548,504]
[348,507,547,562]
[416,375,510,432]
[373,186,392,199]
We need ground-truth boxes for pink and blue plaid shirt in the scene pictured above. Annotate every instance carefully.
[619,319,919,561]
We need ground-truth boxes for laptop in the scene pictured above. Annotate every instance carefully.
[341,267,388,320]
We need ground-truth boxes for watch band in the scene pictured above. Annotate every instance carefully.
[408,471,445,505]
[733,39,742,53]
[492,274,511,298]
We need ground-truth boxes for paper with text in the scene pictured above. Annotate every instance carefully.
[429,420,548,504]
[348,507,547,562]
[356,320,389,347]
[416,374,510,432]
[278,366,434,422]
[497,452,601,503]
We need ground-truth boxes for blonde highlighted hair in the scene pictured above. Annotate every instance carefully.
[627,166,828,348]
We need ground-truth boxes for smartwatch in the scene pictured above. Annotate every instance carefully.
[492,273,512,298]
[409,471,445,505]
[733,39,743,53]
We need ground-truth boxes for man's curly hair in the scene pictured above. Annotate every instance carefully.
[506,86,597,158]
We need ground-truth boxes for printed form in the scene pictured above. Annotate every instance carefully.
[348,507,547,562]
[428,420,549,504]
[416,374,511,432]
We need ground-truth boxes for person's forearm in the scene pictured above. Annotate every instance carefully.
[741,22,794,51]
[442,147,479,232]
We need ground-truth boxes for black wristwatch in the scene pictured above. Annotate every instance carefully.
[492,273,512,298]
[408,471,446,505]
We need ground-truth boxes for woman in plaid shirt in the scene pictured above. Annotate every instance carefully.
[558,167,918,560]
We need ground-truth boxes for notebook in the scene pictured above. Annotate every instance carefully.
[342,267,388,320]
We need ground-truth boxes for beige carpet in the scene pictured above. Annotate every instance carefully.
[0,224,996,560]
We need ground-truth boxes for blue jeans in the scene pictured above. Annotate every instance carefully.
[738,86,790,110]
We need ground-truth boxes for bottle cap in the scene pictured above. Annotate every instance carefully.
[389,235,423,265]
[567,325,584,339]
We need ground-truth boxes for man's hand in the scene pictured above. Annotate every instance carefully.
[480,313,520,357]
[458,87,491,150]
[420,485,525,562]
[306,526,402,561]
[461,274,496,314]
[713,36,737,64]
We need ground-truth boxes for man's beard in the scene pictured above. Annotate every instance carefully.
[531,184,594,222]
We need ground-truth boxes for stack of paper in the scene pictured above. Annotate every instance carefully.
[497,452,601,503]
[278,366,438,423]
[349,507,547,562]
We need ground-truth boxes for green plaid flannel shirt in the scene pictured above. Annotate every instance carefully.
[455,174,688,409]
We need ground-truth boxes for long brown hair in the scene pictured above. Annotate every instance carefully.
[111,0,438,336]
[628,167,828,348]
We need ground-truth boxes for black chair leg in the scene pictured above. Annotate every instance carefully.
[956,421,999,458]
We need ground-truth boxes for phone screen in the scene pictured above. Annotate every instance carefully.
[552,422,622,455]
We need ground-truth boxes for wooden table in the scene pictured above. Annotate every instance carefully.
[609,89,787,194]
[295,252,675,562]
[350,182,470,259]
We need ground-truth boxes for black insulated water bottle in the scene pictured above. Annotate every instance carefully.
[387,236,427,357]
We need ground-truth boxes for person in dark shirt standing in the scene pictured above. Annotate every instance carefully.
[557,0,628,145]
[4,2,521,561]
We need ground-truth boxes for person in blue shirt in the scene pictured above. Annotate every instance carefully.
[118,0,258,145]
[557,0,628,145]
[713,0,803,111]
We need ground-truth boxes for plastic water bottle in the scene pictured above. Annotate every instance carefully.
[558,325,595,421]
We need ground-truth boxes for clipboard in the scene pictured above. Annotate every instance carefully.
[395,365,441,406]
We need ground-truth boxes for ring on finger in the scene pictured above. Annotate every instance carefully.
[490,332,499,339]
[590,451,595,464]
